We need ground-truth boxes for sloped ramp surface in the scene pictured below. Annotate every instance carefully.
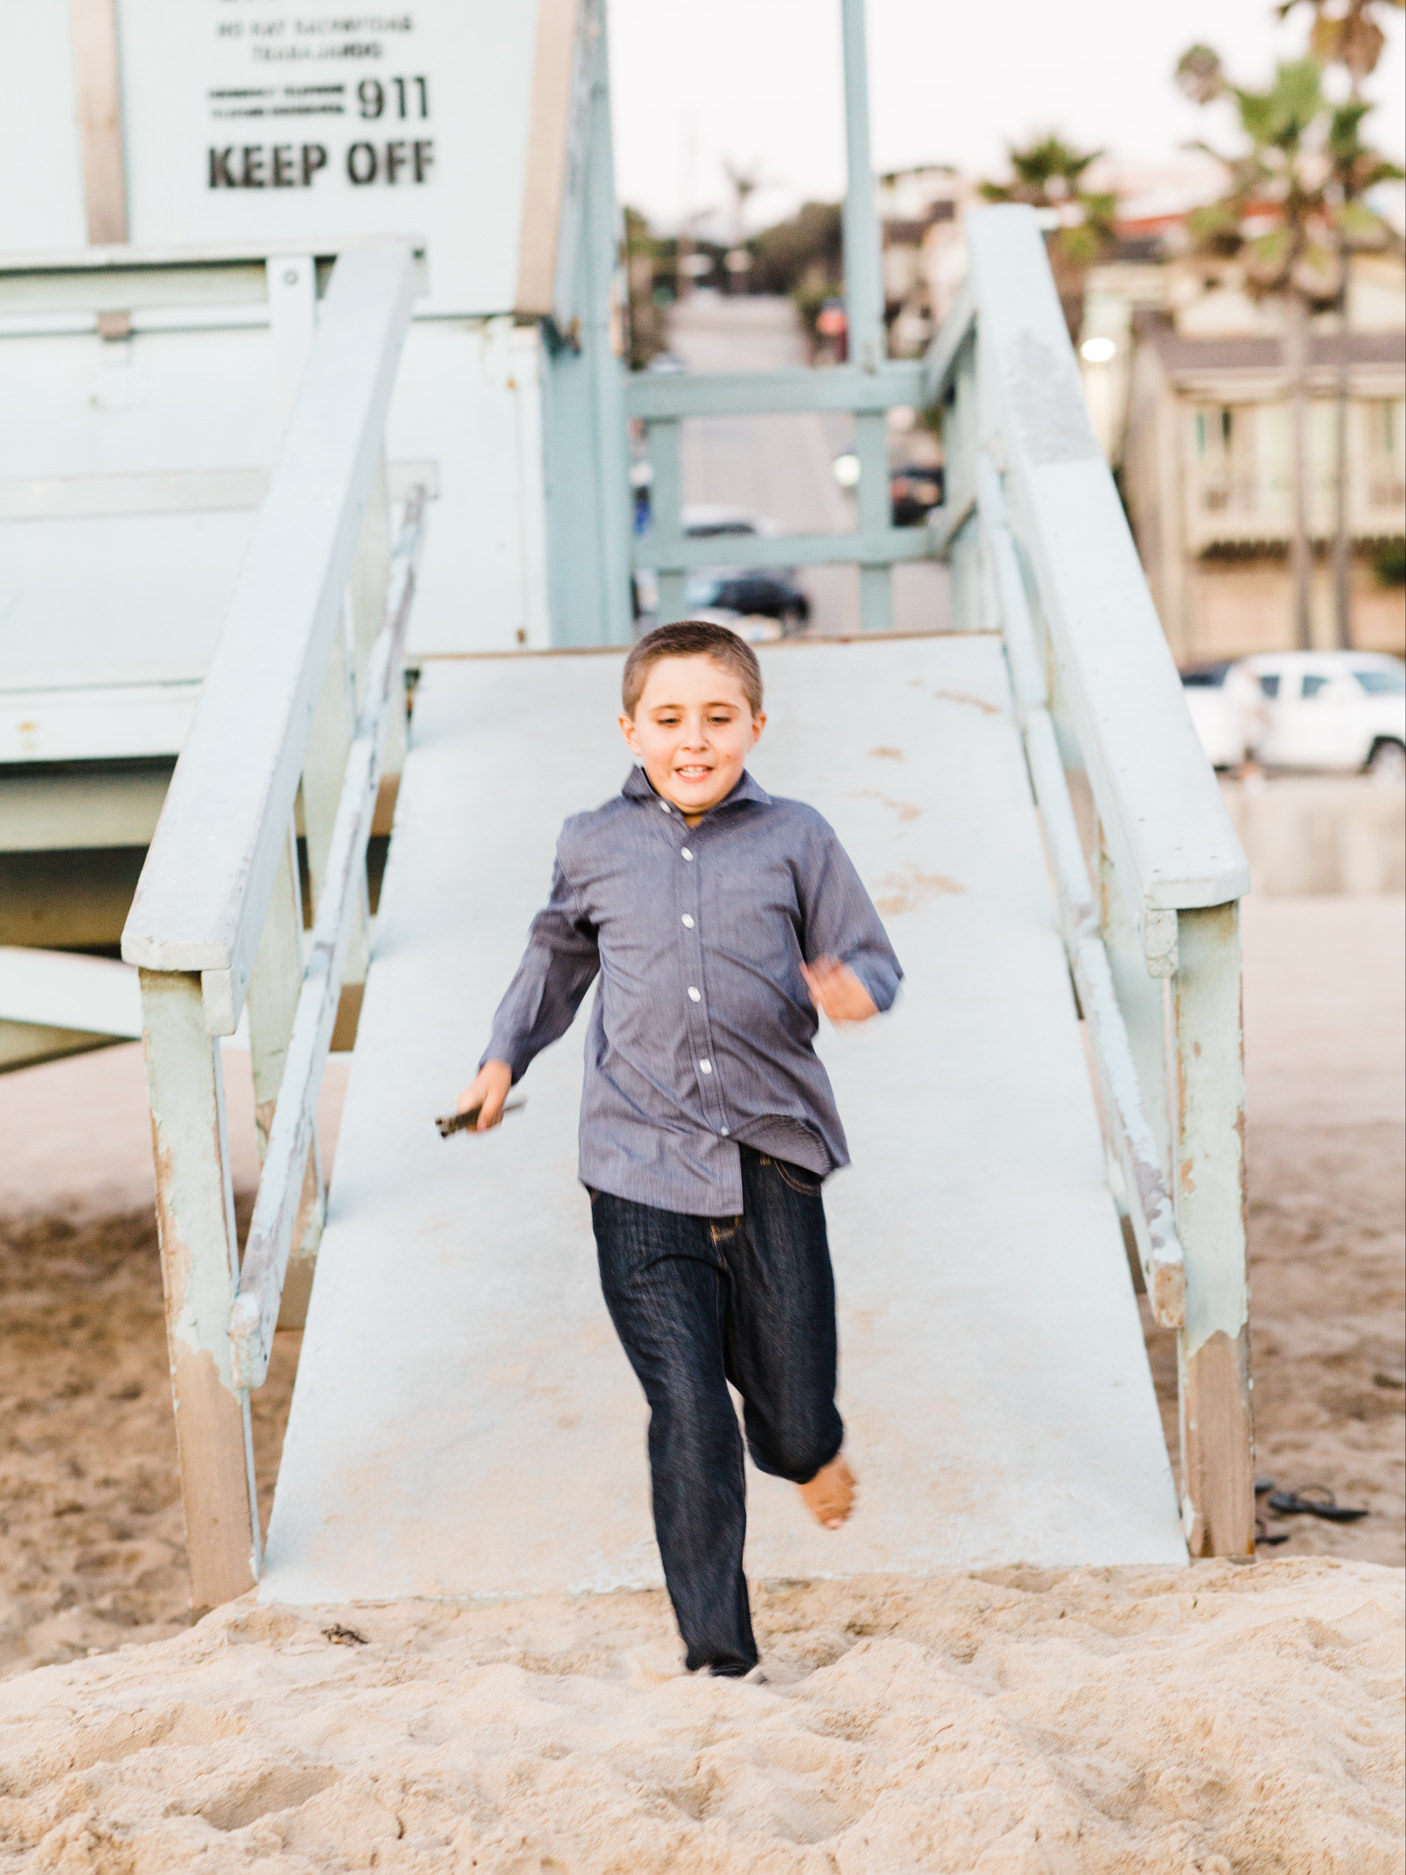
[261,637,1185,1604]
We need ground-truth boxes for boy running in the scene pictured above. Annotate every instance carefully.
[457,621,901,1678]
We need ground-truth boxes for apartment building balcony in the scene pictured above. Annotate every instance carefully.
[1185,455,1406,557]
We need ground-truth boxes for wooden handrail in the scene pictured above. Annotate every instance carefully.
[935,207,1250,961]
[623,361,925,420]
[936,210,1253,1557]
[231,489,426,1389]
[979,453,1184,1328]
[119,245,422,1609]
[120,242,417,1029]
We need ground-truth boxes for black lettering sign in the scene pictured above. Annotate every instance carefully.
[208,136,433,193]
[347,141,378,185]
[208,143,330,190]
[345,140,436,186]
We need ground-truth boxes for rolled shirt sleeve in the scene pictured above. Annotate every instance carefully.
[799,819,904,1013]
[482,855,600,1082]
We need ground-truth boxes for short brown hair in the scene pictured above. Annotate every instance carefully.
[622,621,764,718]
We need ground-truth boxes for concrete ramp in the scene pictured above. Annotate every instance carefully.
[261,636,1186,1604]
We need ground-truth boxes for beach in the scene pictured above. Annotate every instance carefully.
[2,1559,1401,1873]
[0,895,1401,1870]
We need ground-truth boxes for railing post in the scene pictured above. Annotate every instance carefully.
[939,333,983,631]
[855,410,893,633]
[139,969,259,1613]
[245,820,324,1327]
[648,416,687,624]
[302,618,370,1042]
[302,628,354,915]
[1098,836,1172,1179]
[247,820,304,1156]
[347,448,392,705]
[313,447,390,1042]
[840,0,890,634]
[840,0,883,375]
[1172,902,1255,1558]
[356,451,403,781]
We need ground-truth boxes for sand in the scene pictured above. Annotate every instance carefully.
[1,1561,1402,1874]
[0,896,1401,1869]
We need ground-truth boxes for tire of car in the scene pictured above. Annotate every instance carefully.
[1366,737,1406,783]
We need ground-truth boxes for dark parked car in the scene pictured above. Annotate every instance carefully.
[890,463,944,527]
[708,573,810,633]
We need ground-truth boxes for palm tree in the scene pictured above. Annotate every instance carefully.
[1278,0,1404,646]
[1178,52,1348,647]
[723,161,762,296]
[1277,0,1402,88]
[979,135,1118,339]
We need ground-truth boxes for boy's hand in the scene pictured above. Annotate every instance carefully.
[801,958,879,1025]
[457,1060,514,1130]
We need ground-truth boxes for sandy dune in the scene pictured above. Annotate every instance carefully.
[2,1561,1401,1874]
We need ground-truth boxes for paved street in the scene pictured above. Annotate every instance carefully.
[664,293,950,636]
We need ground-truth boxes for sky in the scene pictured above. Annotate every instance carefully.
[608,0,1406,235]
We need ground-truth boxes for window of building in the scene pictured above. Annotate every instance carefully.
[1301,674,1330,698]
[1366,402,1406,508]
[1195,406,1255,513]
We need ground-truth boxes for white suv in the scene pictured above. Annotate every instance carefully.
[1180,661,1265,769]
[1240,653,1405,778]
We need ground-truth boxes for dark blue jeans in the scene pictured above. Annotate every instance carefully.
[590,1146,844,1676]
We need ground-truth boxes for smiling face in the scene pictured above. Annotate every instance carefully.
[620,654,766,819]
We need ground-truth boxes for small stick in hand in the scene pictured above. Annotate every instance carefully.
[435,1098,525,1139]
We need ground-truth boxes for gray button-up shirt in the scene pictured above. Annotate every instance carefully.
[484,765,902,1216]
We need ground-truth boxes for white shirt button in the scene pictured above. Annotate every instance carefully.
[687,986,701,1002]
[681,914,694,928]
[660,801,671,813]
[699,1059,712,1073]
[720,1126,730,1137]
[681,847,693,860]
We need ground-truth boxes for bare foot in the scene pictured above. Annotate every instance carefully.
[799,1455,856,1531]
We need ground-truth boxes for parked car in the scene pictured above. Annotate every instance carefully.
[889,463,944,527]
[634,506,810,632]
[1179,661,1264,769]
[830,453,945,526]
[707,572,810,631]
[1240,652,1406,777]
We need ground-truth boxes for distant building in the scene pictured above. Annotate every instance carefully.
[875,160,1405,662]
[876,167,976,353]
[1084,251,1405,663]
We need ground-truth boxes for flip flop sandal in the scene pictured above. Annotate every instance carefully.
[1255,1517,1290,1547]
[1266,1484,1368,1524]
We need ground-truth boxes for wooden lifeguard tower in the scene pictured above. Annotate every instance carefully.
[0,1,1254,1616]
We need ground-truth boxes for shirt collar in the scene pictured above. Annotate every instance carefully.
[623,765,772,815]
